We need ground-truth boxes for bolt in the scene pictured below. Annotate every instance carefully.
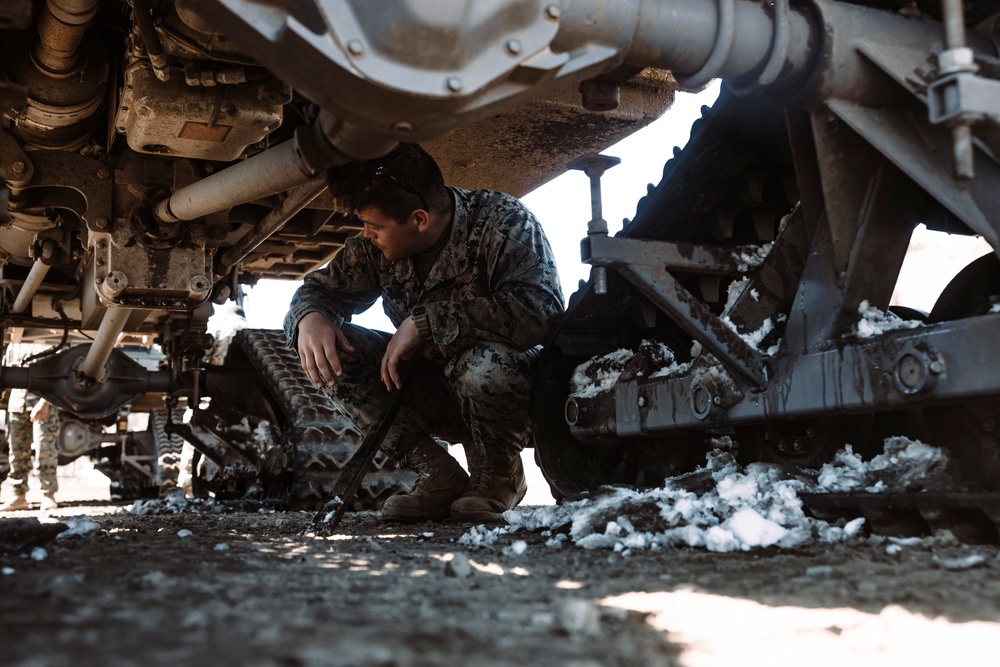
[391,121,414,133]
[506,39,522,55]
[97,168,110,179]
[793,439,802,451]
[347,39,364,56]
[190,276,209,293]
[446,76,463,92]
[778,440,788,452]
[94,217,109,230]
[95,275,104,284]
[107,270,128,290]
[96,257,105,266]
[712,396,722,406]
[9,160,25,176]
[545,4,561,20]
[929,360,943,374]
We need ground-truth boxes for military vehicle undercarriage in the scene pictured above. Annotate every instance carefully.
[2,0,1000,531]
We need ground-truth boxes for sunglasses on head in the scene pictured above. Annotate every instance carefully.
[329,160,429,211]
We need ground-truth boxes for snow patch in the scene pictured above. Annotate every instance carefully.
[855,300,921,338]
[484,437,958,554]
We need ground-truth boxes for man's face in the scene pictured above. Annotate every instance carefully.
[358,206,422,261]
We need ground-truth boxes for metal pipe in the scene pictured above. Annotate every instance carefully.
[217,177,328,275]
[621,0,814,85]
[155,139,316,222]
[10,259,51,314]
[156,118,395,223]
[34,0,99,74]
[77,306,130,381]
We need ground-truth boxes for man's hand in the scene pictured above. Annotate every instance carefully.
[297,312,356,387]
[30,399,50,423]
[381,317,423,390]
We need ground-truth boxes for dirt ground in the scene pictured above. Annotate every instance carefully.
[2,461,1000,667]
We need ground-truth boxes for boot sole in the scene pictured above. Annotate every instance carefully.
[449,484,527,523]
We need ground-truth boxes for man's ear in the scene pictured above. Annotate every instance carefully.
[410,209,430,231]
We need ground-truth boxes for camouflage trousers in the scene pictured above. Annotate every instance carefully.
[327,324,539,464]
[6,392,59,494]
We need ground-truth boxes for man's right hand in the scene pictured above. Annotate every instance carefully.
[296,312,356,387]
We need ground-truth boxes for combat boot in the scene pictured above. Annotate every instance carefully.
[381,440,469,523]
[450,447,527,523]
[0,493,29,511]
[40,491,58,511]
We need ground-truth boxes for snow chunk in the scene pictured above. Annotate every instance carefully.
[176,529,193,538]
[30,547,47,561]
[818,438,952,493]
[56,516,100,539]
[569,348,633,398]
[724,508,788,548]
[855,300,921,338]
[734,243,773,272]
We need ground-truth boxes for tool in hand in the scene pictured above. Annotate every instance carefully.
[304,358,421,536]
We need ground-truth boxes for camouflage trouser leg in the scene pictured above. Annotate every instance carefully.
[329,324,536,463]
[7,410,34,496]
[34,405,59,493]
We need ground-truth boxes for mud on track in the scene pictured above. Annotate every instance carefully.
[2,501,1000,667]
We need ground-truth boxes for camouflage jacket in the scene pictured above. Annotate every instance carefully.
[284,187,564,362]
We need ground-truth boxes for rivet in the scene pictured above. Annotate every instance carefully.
[391,121,414,133]
[347,39,364,56]
[545,4,561,20]
[929,360,943,374]
[446,76,463,92]
[506,39,522,55]
[9,160,25,176]
[94,217,109,230]
[97,168,110,179]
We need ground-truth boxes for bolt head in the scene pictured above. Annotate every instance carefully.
[445,76,463,93]
[506,39,522,55]
[9,160,25,176]
[97,168,110,179]
[391,121,414,134]
[94,217,109,230]
[545,4,561,20]
[347,39,364,56]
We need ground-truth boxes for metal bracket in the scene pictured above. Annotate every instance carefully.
[928,71,1000,127]
[585,234,767,388]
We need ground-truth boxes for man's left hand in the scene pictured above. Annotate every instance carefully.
[30,399,50,422]
[381,317,422,390]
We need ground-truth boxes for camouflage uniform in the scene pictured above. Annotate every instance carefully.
[284,187,563,462]
[6,389,60,495]
[2,344,61,504]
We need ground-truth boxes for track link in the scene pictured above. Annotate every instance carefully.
[231,330,414,510]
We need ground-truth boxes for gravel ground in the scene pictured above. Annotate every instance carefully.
[2,455,1000,667]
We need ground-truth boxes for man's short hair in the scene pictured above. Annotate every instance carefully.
[343,144,450,223]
